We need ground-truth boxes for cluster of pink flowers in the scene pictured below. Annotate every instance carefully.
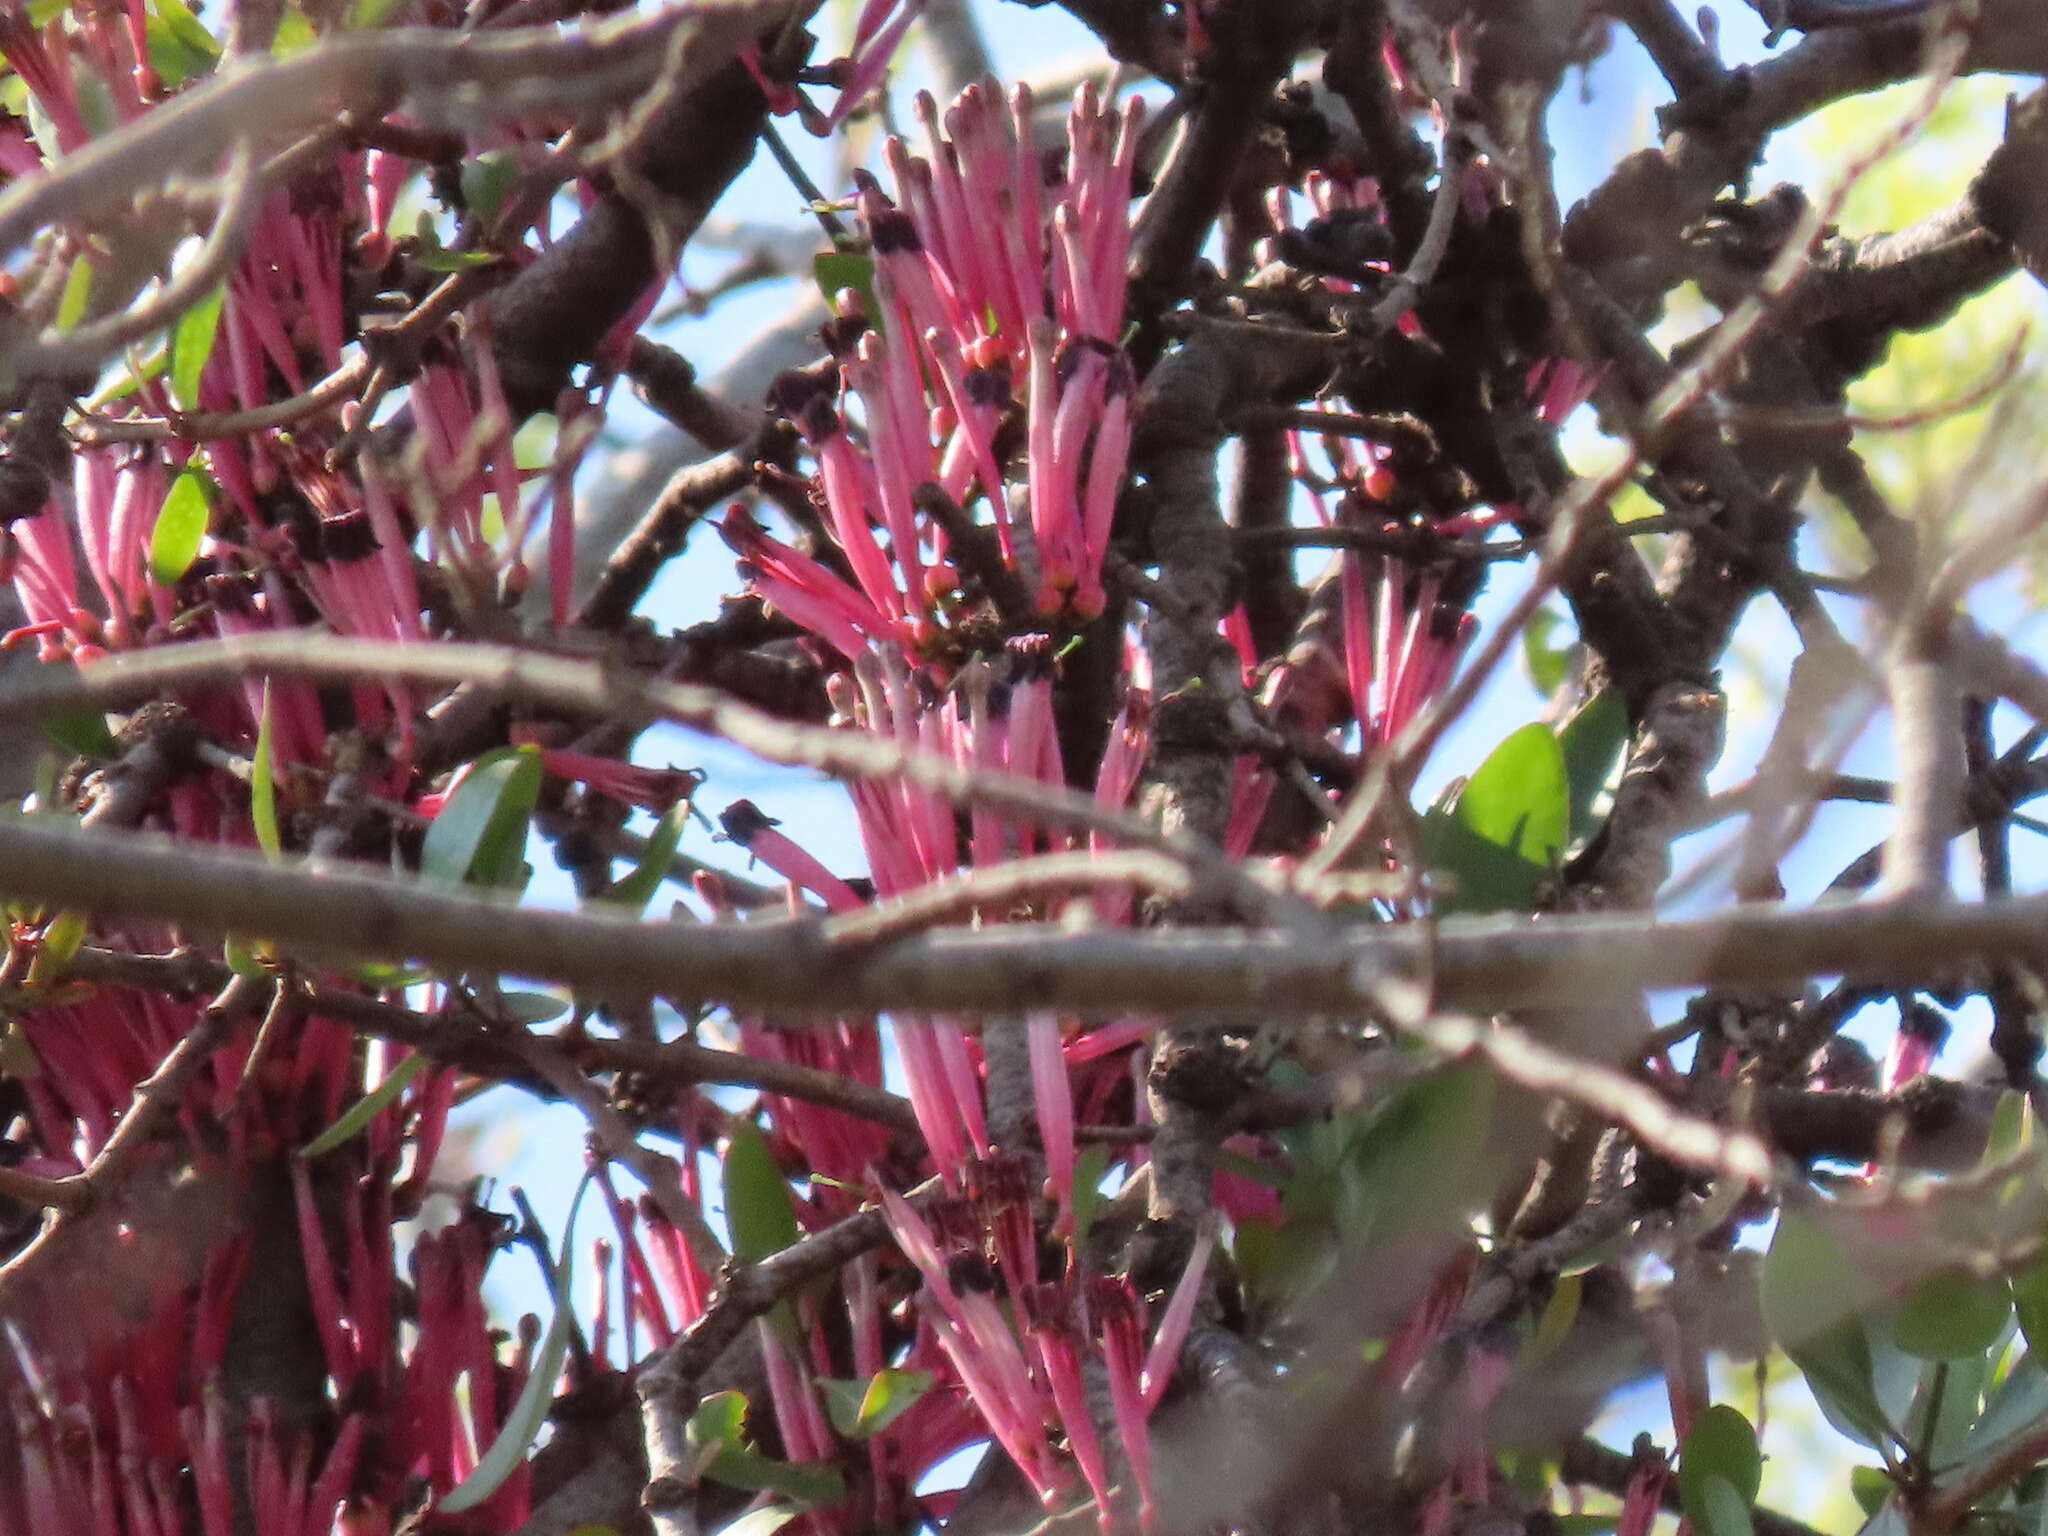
[0,963,538,1535]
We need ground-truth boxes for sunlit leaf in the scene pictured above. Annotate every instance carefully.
[1421,722,1569,913]
[56,256,94,333]
[250,683,281,860]
[168,283,226,411]
[149,470,211,585]
[28,908,88,985]
[820,1368,933,1439]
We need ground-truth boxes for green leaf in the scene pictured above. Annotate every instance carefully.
[269,6,318,55]
[421,745,543,888]
[820,1369,933,1440]
[687,1391,750,1479]
[1896,1271,2011,1360]
[722,1123,800,1265]
[686,1392,844,1505]
[1522,606,1572,696]
[149,470,211,585]
[152,0,221,58]
[1457,722,1569,861]
[703,1450,845,1505]
[1525,1271,1582,1365]
[250,683,281,860]
[55,256,94,334]
[1069,1143,1110,1253]
[1418,810,1549,915]
[460,151,520,226]
[352,0,409,26]
[298,1053,429,1158]
[441,1173,594,1513]
[2016,1254,2048,1360]
[223,936,269,978]
[1850,1468,1893,1517]
[1985,1089,2035,1168]
[168,283,226,411]
[813,251,879,321]
[603,801,689,912]
[1336,1058,1497,1247]
[41,705,117,760]
[29,908,88,985]
[1763,1207,1888,1350]
[1679,1405,1762,1531]
[1422,722,1569,913]
[1558,690,1629,843]
[1698,1475,1755,1536]
[416,247,501,272]
[1785,1318,1898,1452]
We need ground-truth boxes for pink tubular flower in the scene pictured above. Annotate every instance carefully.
[720,798,867,913]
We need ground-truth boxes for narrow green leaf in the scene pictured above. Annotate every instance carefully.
[420,745,542,888]
[440,1173,594,1513]
[1068,1143,1111,1253]
[1679,1404,1762,1530]
[722,1123,800,1265]
[1525,1272,1583,1365]
[149,470,211,585]
[250,683,281,860]
[298,1053,429,1158]
[603,801,689,911]
[416,247,501,272]
[703,1448,846,1505]
[1896,1270,2011,1360]
[168,283,226,411]
[56,256,94,333]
